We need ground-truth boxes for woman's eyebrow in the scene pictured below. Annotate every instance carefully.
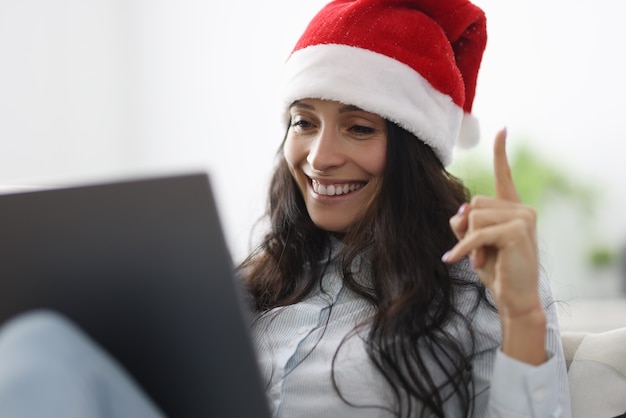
[289,101,315,110]
[289,101,364,113]
[339,105,364,113]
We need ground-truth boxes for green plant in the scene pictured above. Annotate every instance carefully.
[448,141,596,214]
[448,139,609,268]
[588,246,616,268]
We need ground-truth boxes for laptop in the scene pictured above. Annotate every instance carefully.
[0,172,271,418]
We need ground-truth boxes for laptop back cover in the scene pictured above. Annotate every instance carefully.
[0,173,270,418]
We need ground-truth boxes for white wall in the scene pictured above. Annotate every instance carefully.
[0,0,327,262]
[2,0,626,302]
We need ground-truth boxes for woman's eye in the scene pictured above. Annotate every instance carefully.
[290,119,313,131]
[350,125,376,135]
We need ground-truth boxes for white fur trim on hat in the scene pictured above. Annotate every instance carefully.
[281,44,463,166]
[458,113,480,149]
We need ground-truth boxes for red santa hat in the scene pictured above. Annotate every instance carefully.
[280,0,487,166]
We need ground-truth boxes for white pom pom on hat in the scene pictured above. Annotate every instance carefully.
[280,0,487,166]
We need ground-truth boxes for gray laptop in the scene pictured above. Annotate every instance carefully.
[0,172,271,418]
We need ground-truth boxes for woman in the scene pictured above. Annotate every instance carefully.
[238,0,571,416]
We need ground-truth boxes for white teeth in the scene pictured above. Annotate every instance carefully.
[312,180,363,196]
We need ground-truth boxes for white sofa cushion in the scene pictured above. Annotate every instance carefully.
[563,328,626,418]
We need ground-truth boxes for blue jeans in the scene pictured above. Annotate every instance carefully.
[0,310,165,418]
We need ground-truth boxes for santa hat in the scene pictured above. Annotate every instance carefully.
[280,0,487,166]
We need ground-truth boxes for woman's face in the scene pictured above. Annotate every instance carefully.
[284,98,387,232]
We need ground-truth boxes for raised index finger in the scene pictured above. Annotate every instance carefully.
[493,127,521,203]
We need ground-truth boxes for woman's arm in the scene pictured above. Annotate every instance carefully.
[443,128,572,416]
[442,128,546,364]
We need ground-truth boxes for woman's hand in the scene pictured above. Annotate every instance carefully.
[442,128,546,364]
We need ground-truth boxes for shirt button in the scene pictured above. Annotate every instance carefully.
[297,326,308,334]
[532,387,545,402]
[270,383,280,395]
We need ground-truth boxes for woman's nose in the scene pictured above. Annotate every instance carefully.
[307,127,345,172]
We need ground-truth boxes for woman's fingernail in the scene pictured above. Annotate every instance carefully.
[469,257,475,270]
[457,203,468,216]
[441,251,452,263]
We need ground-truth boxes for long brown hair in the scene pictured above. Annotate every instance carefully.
[238,121,489,417]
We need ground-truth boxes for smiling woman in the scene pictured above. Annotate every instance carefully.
[237,0,571,416]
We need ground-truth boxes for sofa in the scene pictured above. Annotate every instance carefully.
[562,327,626,418]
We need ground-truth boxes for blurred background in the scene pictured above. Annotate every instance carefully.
[1,0,625,332]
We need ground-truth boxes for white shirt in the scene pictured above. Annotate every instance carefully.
[252,255,571,417]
